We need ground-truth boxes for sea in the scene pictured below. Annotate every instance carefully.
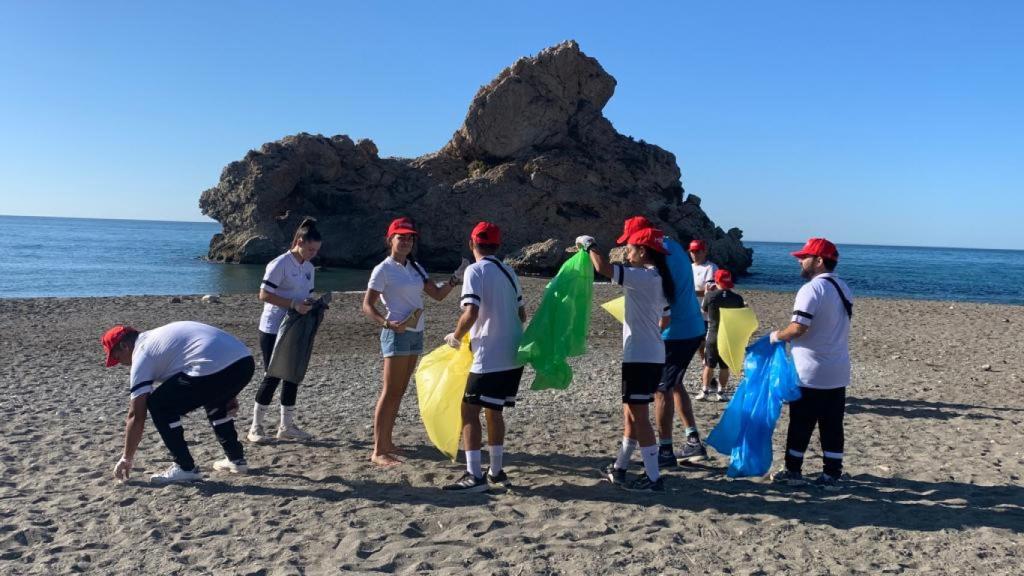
[1,215,1022,305]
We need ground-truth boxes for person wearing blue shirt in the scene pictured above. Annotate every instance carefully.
[655,236,710,466]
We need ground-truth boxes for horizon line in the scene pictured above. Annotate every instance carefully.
[2,213,1021,253]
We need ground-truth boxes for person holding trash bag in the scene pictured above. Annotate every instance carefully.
[441,222,526,492]
[362,217,465,467]
[768,238,853,490]
[576,223,673,493]
[247,217,322,443]
[700,269,746,402]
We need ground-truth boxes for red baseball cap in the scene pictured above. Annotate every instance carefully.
[386,217,417,236]
[714,269,734,289]
[791,238,839,261]
[626,227,669,254]
[471,221,501,245]
[688,239,707,252]
[102,325,136,367]
[616,216,654,244]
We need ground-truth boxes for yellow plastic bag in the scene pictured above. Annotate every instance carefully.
[415,336,472,461]
[600,296,626,324]
[718,307,759,372]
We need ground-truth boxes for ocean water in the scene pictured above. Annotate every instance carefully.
[1,215,1022,305]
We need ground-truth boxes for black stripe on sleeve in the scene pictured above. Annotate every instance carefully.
[262,280,279,289]
[130,381,154,394]
[462,294,481,302]
[793,310,814,320]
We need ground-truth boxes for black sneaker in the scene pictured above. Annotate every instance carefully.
[604,463,627,486]
[624,474,664,493]
[441,472,488,493]
[677,440,708,463]
[770,467,806,486]
[657,450,678,468]
[487,469,511,488]
[812,472,841,491]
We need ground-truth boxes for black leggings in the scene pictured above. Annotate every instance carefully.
[147,356,255,470]
[255,331,298,406]
[784,386,846,477]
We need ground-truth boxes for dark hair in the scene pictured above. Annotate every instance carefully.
[474,243,500,255]
[120,329,140,349]
[292,217,322,247]
[650,250,676,305]
[823,258,837,272]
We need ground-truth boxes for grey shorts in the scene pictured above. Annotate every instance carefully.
[380,329,424,357]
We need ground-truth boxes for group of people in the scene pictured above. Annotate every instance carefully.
[104,215,852,493]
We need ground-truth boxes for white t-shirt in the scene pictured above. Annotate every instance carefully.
[790,273,852,390]
[367,257,429,332]
[259,252,315,334]
[129,321,252,399]
[460,256,524,374]
[692,261,718,293]
[613,264,671,364]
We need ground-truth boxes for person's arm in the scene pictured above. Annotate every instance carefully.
[445,304,479,347]
[259,287,312,315]
[422,277,457,302]
[114,393,149,481]
[771,322,808,343]
[361,289,404,333]
[575,236,613,279]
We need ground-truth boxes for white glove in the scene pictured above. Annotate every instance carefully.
[449,258,471,285]
[769,330,781,345]
[575,235,596,252]
[444,333,461,349]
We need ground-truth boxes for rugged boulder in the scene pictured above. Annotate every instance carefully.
[200,40,753,276]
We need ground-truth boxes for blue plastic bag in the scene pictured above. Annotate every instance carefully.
[706,335,802,478]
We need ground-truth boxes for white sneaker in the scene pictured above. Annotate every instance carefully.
[212,457,249,474]
[150,463,202,484]
[277,423,313,441]
[694,390,709,401]
[247,424,271,443]
[714,391,725,402]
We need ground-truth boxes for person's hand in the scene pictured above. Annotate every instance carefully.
[769,330,781,345]
[113,456,132,481]
[387,320,407,334]
[575,235,596,253]
[449,258,471,285]
[292,300,313,315]
[226,396,239,418]
[444,333,461,349]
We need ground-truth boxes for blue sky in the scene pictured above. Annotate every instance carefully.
[1,1,1021,249]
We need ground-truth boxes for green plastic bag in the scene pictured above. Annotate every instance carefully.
[517,250,594,390]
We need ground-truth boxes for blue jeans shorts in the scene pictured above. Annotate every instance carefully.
[380,328,424,357]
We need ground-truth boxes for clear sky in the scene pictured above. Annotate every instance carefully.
[1,1,1021,249]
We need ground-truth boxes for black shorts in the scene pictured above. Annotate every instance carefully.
[658,337,702,392]
[704,339,728,369]
[622,362,663,405]
[464,367,525,411]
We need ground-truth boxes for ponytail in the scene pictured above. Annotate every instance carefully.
[650,251,675,305]
[292,217,322,247]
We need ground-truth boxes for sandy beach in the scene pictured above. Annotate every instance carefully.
[1,279,1022,575]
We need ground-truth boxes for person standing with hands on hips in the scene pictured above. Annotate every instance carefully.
[769,238,853,490]
[577,223,674,493]
[248,217,322,443]
[441,222,526,492]
[362,217,465,467]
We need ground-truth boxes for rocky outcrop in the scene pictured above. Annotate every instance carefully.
[200,40,753,275]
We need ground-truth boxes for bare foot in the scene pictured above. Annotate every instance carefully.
[386,445,406,456]
[371,453,402,467]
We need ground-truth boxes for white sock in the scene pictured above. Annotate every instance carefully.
[251,403,268,430]
[614,437,638,470]
[640,444,660,481]
[466,450,482,478]
[280,405,295,428]
[488,445,504,475]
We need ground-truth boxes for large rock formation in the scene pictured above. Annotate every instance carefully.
[200,41,753,275]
